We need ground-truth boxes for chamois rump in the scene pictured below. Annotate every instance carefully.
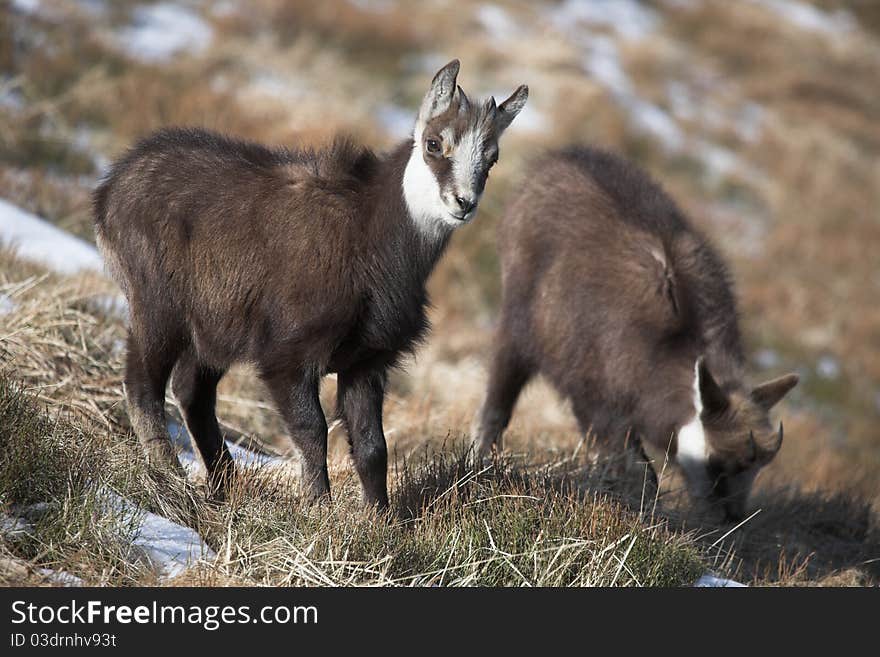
[94,60,528,508]
[472,146,798,521]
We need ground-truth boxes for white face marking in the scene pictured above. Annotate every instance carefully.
[403,120,489,237]
[450,126,484,212]
[402,142,456,238]
[677,359,711,495]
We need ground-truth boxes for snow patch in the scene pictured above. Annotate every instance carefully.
[244,71,309,103]
[102,490,215,579]
[1,513,85,585]
[667,80,766,144]
[695,574,747,587]
[0,198,103,275]
[750,0,855,36]
[581,37,685,151]
[347,0,394,12]
[512,103,549,134]
[72,0,108,19]
[0,84,25,113]
[755,348,781,370]
[550,0,659,41]
[0,294,15,315]
[403,53,449,75]
[116,3,213,63]
[816,355,841,380]
[476,4,522,40]
[377,104,414,139]
[10,0,41,15]
[168,421,284,472]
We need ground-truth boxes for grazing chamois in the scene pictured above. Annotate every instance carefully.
[472,146,798,521]
[95,60,528,508]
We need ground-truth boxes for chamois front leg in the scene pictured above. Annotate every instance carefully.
[263,368,330,502]
[337,368,389,510]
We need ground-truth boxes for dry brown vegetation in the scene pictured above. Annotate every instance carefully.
[1,0,878,586]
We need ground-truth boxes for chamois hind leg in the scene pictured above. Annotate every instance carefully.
[472,337,532,458]
[171,350,234,499]
[262,367,330,502]
[124,327,185,476]
[336,368,389,510]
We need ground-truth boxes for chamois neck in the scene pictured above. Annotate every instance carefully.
[368,140,451,283]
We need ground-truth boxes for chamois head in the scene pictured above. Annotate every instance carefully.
[404,59,528,233]
[678,358,799,522]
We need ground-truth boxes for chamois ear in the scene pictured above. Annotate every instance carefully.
[750,373,799,411]
[417,59,460,129]
[696,357,729,417]
[495,85,529,134]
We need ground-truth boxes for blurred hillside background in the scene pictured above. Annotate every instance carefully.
[1,0,879,585]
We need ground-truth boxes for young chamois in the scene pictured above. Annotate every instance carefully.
[472,146,798,521]
[95,60,528,508]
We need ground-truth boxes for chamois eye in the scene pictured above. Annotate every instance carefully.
[426,138,441,154]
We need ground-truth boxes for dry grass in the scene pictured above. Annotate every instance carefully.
[1,0,878,586]
[0,252,876,586]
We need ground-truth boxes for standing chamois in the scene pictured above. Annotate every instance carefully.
[472,146,798,521]
[95,60,528,508]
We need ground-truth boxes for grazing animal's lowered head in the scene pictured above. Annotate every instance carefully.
[404,59,528,234]
[679,358,799,521]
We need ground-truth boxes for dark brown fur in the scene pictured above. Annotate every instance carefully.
[95,128,446,507]
[95,59,528,510]
[473,146,798,520]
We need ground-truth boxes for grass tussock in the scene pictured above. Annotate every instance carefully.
[0,363,703,587]
[207,447,702,587]
[0,374,146,585]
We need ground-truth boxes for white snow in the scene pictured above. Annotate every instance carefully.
[511,103,549,134]
[403,53,449,75]
[347,0,394,12]
[10,0,41,15]
[87,293,129,320]
[168,421,283,472]
[667,80,767,144]
[695,574,746,587]
[755,348,781,370]
[1,513,85,585]
[484,90,550,135]
[816,355,841,380]
[0,513,33,539]
[37,568,84,586]
[0,198,103,275]
[377,104,414,138]
[695,140,740,180]
[551,0,659,41]
[71,0,108,19]
[750,0,855,36]
[116,3,213,64]
[476,4,522,40]
[243,71,309,104]
[102,489,216,579]
[581,36,686,151]
[0,293,15,315]
[547,14,756,182]
[72,126,111,176]
[0,85,25,113]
